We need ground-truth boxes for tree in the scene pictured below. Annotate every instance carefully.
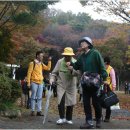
[125,45,130,70]
[69,13,92,32]
[80,0,130,23]
[96,37,127,82]
[0,1,58,31]
[0,27,13,63]
[16,38,41,67]
[85,24,107,39]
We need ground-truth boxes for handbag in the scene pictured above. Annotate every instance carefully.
[98,84,119,108]
[81,71,101,91]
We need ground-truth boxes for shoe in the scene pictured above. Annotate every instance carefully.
[56,118,66,125]
[66,120,73,124]
[104,118,110,122]
[80,120,94,129]
[37,111,44,116]
[30,111,35,116]
[96,119,101,128]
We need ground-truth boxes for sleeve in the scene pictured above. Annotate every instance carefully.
[71,56,82,71]
[50,60,60,83]
[42,61,51,71]
[110,68,116,88]
[71,69,80,76]
[26,62,33,86]
[96,51,108,81]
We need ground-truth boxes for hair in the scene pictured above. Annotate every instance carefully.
[104,56,110,65]
[36,50,43,58]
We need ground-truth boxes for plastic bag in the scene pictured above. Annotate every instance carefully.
[110,103,120,110]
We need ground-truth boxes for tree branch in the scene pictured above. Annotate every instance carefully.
[0,2,11,21]
[0,4,20,29]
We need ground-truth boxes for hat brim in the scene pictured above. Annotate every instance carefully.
[62,53,75,56]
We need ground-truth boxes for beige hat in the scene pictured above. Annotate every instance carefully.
[62,47,75,56]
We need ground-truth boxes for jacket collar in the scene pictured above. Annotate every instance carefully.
[34,59,41,64]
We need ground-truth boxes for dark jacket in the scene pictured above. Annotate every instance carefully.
[72,48,108,81]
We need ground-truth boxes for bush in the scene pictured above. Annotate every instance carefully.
[0,63,21,110]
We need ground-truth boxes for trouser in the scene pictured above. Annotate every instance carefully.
[105,107,111,119]
[31,82,43,112]
[125,89,128,94]
[58,93,73,120]
[82,87,102,122]
[53,85,57,97]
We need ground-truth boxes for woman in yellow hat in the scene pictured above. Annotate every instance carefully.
[50,47,79,125]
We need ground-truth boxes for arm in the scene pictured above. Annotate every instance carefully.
[71,56,82,71]
[71,69,81,76]
[110,68,116,90]
[26,62,33,87]
[50,60,60,84]
[42,61,51,71]
[96,51,108,81]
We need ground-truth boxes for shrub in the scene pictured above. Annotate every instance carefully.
[0,62,21,110]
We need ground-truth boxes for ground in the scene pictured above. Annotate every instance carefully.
[0,91,130,129]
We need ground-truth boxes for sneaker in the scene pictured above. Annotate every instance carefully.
[30,111,35,116]
[56,118,66,125]
[80,120,94,129]
[66,120,73,124]
[37,111,44,116]
[104,118,110,122]
[96,119,101,128]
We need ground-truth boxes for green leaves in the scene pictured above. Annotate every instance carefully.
[12,12,37,25]
[0,63,21,110]
[0,27,13,63]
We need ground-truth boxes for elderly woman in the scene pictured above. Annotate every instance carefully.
[50,47,79,125]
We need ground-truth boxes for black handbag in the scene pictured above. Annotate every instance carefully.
[81,71,101,91]
[98,84,119,108]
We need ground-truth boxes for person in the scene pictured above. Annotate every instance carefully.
[103,56,116,122]
[124,81,128,94]
[50,47,79,125]
[66,37,108,129]
[27,50,51,116]
[128,82,130,94]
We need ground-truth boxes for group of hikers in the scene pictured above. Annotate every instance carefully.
[22,36,117,129]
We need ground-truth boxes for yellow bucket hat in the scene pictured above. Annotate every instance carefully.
[62,47,75,56]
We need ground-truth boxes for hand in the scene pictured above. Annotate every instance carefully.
[112,86,116,91]
[68,66,73,71]
[27,83,30,88]
[48,56,52,61]
[103,81,108,85]
[66,62,71,67]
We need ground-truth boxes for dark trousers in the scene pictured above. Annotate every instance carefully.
[82,87,102,122]
[105,107,111,119]
[58,93,73,120]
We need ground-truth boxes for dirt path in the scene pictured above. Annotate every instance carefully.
[0,111,130,129]
[0,91,130,129]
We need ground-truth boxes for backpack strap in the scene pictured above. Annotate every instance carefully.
[33,61,36,70]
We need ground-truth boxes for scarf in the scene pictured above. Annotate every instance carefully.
[60,57,76,80]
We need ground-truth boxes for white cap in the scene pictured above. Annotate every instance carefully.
[78,37,93,46]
